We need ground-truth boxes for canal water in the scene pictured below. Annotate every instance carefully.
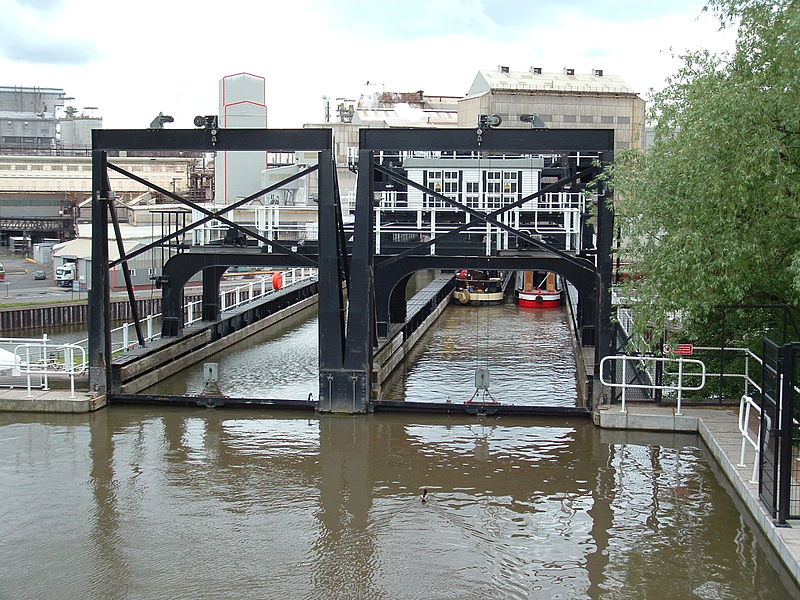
[2,297,797,597]
[1,409,796,599]
[146,302,576,406]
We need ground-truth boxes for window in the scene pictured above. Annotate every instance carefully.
[466,182,479,193]
[617,116,630,124]
[485,195,503,210]
[148,268,155,276]
[129,269,136,277]
[562,115,577,123]
[485,171,501,193]
[443,171,459,197]
[580,115,594,123]
[600,116,614,124]
[425,170,446,208]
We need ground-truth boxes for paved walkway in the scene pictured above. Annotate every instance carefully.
[599,402,800,586]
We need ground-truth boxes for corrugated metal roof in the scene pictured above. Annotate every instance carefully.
[469,70,637,96]
[52,238,143,261]
[354,107,458,128]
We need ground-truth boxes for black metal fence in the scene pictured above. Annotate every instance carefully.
[758,338,800,524]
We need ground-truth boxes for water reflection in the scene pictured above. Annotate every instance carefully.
[149,307,319,398]
[2,410,794,599]
[383,303,577,405]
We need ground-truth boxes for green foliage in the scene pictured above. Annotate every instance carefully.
[611,0,800,344]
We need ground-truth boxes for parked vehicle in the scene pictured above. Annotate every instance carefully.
[33,270,46,280]
[55,262,77,287]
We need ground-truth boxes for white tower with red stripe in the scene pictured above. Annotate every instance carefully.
[214,72,268,205]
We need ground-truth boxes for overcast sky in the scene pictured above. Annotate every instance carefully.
[0,0,736,129]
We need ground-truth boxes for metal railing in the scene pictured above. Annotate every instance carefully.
[0,269,316,394]
[13,343,86,399]
[0,336,86,398]
[738,394,761,484]
[600,355,707,414]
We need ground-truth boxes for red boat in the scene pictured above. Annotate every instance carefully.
[518,271,561,308]
[518,288,562,308]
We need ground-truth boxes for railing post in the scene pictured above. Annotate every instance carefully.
[67,346,76,399]
[25,346,33,398]
[676,356,684,416]
[248,282,254,302]
[620,358,627,413]
[260,277,266,297]
[235,285,241,307]
[376,207,382,254]
[147,314,154,341]
[42,334,49,391]
[431,210,436,255]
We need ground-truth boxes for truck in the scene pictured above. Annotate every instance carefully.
[55,261,77,287]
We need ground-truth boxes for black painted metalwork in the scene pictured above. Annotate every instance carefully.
[377,166,597,269]
[758,338,800,524]
[88,150,111,395]
[106,188,144,347]
[106,162,319,267]
[91,126,615,414]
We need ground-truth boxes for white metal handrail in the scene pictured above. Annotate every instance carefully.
[13,343,86,399]
[737,394,761,483]
[599,355,707,415]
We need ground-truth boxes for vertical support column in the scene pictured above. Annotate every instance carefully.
[320,143,374,414]
[594,151,615,406]
[317,145,347,411]
[202,266,227,321]
[89,149,111,396]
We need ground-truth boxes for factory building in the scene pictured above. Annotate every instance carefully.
[457,67,645,151]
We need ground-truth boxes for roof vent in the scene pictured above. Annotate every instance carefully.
[498,65,510,74]
[564,68,575,76]
[530,67,542,75]
[593,68,604,77]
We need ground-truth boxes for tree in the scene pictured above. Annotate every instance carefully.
[612,0,800,345]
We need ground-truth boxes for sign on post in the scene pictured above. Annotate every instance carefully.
[676,344,694,356]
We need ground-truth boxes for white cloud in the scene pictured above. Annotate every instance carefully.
[0,0,736,128]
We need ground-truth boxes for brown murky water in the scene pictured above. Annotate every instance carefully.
[2,299,798,598]
[1,409,796,599]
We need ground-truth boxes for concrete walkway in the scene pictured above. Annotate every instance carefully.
[0,387,104,412]
[599,402,800,587]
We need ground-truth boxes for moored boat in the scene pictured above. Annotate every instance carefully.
[453,269,504,305]
[517,271,562,308]
[518,288,562,308]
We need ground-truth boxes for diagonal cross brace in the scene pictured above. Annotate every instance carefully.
[106,162,319,268]
[375,164,597,272]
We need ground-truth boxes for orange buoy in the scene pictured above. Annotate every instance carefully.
[272,271,283,290]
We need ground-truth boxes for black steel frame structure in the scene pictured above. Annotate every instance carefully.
[90,127,614,414]
[336,127,614,413]
[89,129,345,401]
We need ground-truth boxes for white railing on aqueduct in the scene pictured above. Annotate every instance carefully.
[0,268,316,395]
